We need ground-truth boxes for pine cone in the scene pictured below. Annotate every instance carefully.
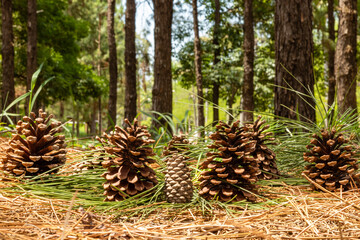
[97,119,158,201]
[302,128,360,191]
[199,120,260,202]
[162,135,190,157]
[244,116,279,180]
[0,109,66,176]
[164,154,193,203]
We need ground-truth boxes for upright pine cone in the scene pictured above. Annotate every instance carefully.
[0,109,66,176]
[302,128,360,191]
[97,119,158,201]
[162,135,190,157]
[244,117,279,180]
[164,154,193,203]
[199,121,260,202]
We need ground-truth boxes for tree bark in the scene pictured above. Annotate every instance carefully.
[76,106,80,137]
[27,0,37,114]
[192,0,204,132]
[327,0,335,111]
[335,0,357,114]
[152,0,173,129]
[59,101,64,119]
[1,0,15,123]
[274,0,315,123]
[107,0,118,129]
[90,99,97,135]
[98,12,103,134]
[124,0,137,123]
[212,0,220,126]
[241,0,254,123]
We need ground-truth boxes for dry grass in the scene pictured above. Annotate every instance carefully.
[1,181,360,239]
[1,137,360,239]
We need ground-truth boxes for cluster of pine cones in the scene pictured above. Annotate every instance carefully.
[1,110,359,204]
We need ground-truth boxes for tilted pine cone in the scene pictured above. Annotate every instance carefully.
[302,128,360,191]
[0,109,66,176]
[97,119,158,201]
[162,135,190,157]
[244,116,279,180]
[164,154,193,203]
[199,120,260,202]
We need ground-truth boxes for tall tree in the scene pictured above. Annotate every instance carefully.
[1,0,15,122]
[98,11,104,135]
[335,0,357,114]
[27,0,37,113]
[152,0,173,129]
[107,0,118,129]
[327,0,335,110]
[212,0,220,126]
[241,0,254,123]
[192,0,204,131]
[274,0,315,122]
[124,0,137,123]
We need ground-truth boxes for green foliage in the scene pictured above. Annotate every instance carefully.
[12,0,106,107]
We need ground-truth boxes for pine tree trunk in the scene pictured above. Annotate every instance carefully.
[90,99,97,135]
[212,0,220,126]
[335,0,357,114]
[152,0,173,129]
[98,12,103,135]
[274,0,315,123]
[241,0,254,123]
[107,0,118,129]
[76,107,80,137]
[192,0,204,132]
[1,0,15,123]
[124,0,137,123]
[59,101,64,119]
[327,0,335,111]
[26,0,37,114]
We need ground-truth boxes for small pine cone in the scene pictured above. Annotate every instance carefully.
[245,116,279,180]
[302,128,360,191]
[162,135,190,157]
[0,109,66,176]
[199,120,260,202]
[164,154,193,203]
[97,119,158,201]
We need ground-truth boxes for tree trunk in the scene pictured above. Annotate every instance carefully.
[26,0,37,114]
[192,0,205,133]
[59,101,64,119]
[76,107,80,137]
[335,0,357,114]
[212,0,220,126]
[124,0,137,123]
[1,0,15,123]
[327,0,335,111]
[90,99,97,135]
[241,0,254,123]
[98,12,103,135]
[274,0,315,123]
[152,0,173,129]
[107,0,118,129]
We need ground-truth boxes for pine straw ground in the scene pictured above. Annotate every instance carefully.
[1,138,360,239]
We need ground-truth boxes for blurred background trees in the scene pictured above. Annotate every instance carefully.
[0,0,359,136]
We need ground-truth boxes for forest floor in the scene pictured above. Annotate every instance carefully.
[1,137,360,239]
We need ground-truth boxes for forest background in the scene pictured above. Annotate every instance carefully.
[0,0,358,139]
